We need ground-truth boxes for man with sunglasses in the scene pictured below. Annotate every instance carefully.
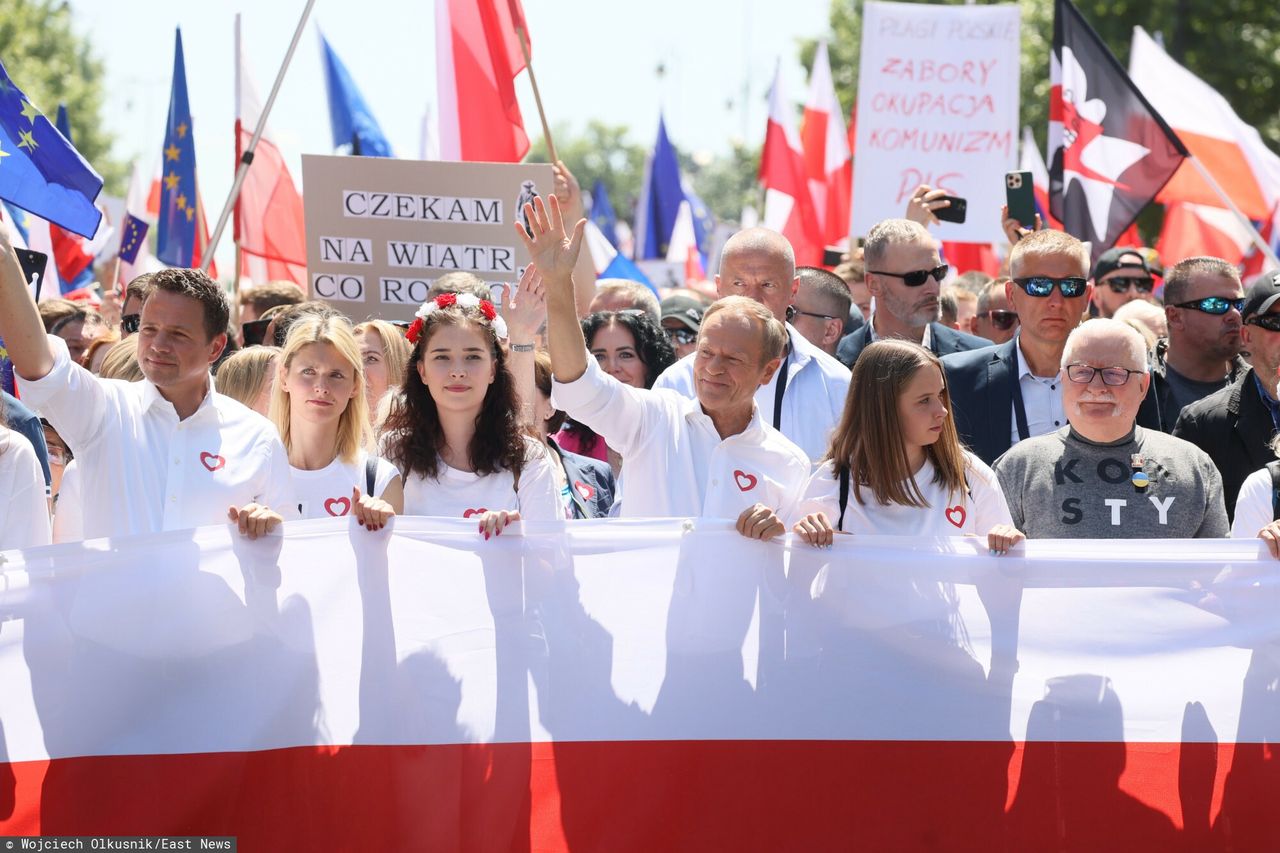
[1090,247,1155,319]
[835,219,990,369]
[791,267,851,358]
[118,273,156,338]
[994,319,1227,539]
[971,278,1019,345]
[1174,270,1280,520]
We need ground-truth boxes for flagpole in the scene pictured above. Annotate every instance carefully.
[1186,155,1280,270]
[513,24,556,163]
[202,0,316,274]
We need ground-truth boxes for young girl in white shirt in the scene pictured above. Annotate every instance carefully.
[383,293,561,537]
[792,340,1024,553]
[272,316,402,528]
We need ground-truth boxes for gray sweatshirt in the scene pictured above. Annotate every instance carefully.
[992,426,1229,539]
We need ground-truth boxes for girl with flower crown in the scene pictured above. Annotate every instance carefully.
[383,291,562,538]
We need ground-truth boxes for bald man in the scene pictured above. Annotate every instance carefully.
[651,227,851,461]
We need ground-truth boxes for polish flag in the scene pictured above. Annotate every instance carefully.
[1242,202,1280,281]
[235,15,307,291]
[1130,27,1280,220]
[801,42,852,249]
[0,525,1275,850]
[761,61,823,265]
[1157,202,1254,267]
[436,0,530,162]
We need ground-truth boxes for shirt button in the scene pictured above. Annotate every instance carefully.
[1050,384,1057,390]
[1054,421,1061,426]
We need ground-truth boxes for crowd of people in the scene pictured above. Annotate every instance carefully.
[2,173,1279,560]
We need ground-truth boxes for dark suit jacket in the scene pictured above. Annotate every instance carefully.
[1172,371,1276,521]
[837,322,990,369]
[547,437,616,519]
[943,339,1166,466]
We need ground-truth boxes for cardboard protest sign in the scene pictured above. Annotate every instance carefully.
[302,156,561,323]
[851,2,1021,242]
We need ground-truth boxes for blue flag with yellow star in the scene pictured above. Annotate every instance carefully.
[0,60,103,238]
[157,28,200,267]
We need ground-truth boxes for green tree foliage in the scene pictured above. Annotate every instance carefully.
[0,0,128,194]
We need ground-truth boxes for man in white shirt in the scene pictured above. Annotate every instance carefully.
[519,196,810,538]
[0,229,291,540]
[650,228,849,462]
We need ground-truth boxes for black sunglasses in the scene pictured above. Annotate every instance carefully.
[1173,297,1244,316]
[240,318,271,347]
[790,308,841,322]
[1013,276,1088,298]
[1065,364,1145,386]
[1105,276,1154,294]
[665,328,697,345]
[867,264,949,287]
[976,309,1019,330]
[1247,314,1280,332]
[121,313,141,335]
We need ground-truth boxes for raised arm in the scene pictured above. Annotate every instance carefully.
[551,160,597,317]
[501,264,548,428]
[515,194,586,383]
[0,224,55,380]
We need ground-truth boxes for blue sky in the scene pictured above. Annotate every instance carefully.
[70,0,831,270]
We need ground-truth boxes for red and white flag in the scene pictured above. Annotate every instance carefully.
[2,522,1276,850]
[1049,0,1188,261]
[235,15,308,291]
[436,0,530,162]
[1158,202,1254,267]
[1242,202,1280,281]
[801,42,852,251]
[761,61,823,266]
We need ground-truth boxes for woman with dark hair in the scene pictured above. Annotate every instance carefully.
[791,339,1023,553]
[383,293,561,537]
[0,404,51,549]
[555,310,676,473]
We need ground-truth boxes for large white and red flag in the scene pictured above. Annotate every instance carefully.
[761,61,823,266]
[435,0,530,162]
[1158,202,1255,267]
[801,42,852,251]
[1049,0,1188,262]
[1,520,1277,849]
[234,15,308,291]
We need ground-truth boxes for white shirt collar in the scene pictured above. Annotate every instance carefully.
[139,374,217,419]
[1014,334,1058,381]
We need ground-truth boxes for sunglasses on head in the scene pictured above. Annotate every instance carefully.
[1013,276,1088,298]
[1173,296,1244,316]
[976,309,1019,330]
[1105,276,1154,294]
[1247,314,1280,332]
[867,264,949,287]
[121,313,141,335]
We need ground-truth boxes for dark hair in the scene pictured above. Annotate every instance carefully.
[382,306,527,481]
[238,280,305,311]
[1163,256,1241,306]
[149,268,230,340]
[271,300,349,347]
[124,273,156,306]
[564,311,676,446]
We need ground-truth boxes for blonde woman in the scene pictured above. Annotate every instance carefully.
[792,340,1023,553]
[216,345,282,417]
[354,319,410,432]
[97,337,144,382]
[272,316,402,527]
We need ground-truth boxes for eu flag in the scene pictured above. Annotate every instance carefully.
[590,180,619,250]
[0,60,103,238]
[157,28,200,267]
[118,214,149,264]
[634,115,710,261]
[319,33,394,158]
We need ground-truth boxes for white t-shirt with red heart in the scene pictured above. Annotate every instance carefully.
[400,438,562,522]
[290,451,401,520]
[794,451,1014,536]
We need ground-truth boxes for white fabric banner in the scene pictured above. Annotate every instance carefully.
[851,2,1021,242]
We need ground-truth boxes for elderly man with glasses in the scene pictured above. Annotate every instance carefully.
[993,318,1227,539]
[835,218,990,369]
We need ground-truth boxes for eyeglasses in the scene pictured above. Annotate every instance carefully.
[1013,276,1088,298]
[1065,364,1145,386]
[975,309,1019,330]
[1105,276,1154,294]
[867,264,949,287]
[121,313,141,335]
[791,309,841,322]
[665,328,697,346]
[1173,297,1244,315]
[1247,314,1280,332]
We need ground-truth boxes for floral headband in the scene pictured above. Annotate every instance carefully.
[406,292,508,345]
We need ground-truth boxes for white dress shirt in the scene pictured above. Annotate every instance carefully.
[0,427,51,550]
[553,356,811,519]
[19,335,293,540]
[651,323,849,462]
[1009,335,1067,444]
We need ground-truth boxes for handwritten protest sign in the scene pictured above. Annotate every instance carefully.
[302,156,555,322]
[851,2,1020,242]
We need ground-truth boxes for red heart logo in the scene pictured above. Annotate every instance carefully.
[734,470,758,492]
[462,508,488,518]
[324,497,351,517]
[945,505,967,528]
[574,481,595,501]
[200,452,226,472]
